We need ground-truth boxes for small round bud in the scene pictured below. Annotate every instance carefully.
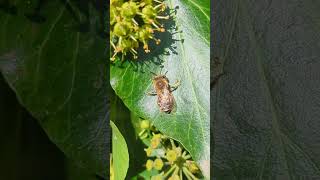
[121,2,138,19]
[154,158,164,170]
[142,5,157,20]
[113,22,129,36]
[140,120,150,129]
[146,159,153,171]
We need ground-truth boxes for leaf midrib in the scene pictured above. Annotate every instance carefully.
[240,2,292,178]
[179,0,210,45]
[185,0,210,20]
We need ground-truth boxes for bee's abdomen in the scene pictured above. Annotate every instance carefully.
[157,92,174,113]
[159,103,173,113]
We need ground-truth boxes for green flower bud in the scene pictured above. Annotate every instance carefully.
[142,5,157,21]
[121,2,139,19]
[140,119,151,129]
[113,22,130,36]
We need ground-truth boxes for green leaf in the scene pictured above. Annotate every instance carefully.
[110,90,148,178]
[0,1,108,177]
[110,0,210,178]
[131,169,159,180]
[213,1,320,179]
[111,121,129,180]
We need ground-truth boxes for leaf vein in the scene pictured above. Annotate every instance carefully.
[34,4,66,91]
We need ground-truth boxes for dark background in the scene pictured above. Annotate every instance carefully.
[0,0,108,179]
[0,73,67,179]
[0,72,104,180]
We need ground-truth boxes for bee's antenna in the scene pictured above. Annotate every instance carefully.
[164,71,168,76]
[150,71,157,76]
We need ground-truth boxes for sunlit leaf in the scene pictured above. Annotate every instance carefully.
[111,121,129,180]
[111,0,210,178]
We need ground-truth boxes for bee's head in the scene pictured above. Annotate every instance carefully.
[150,70,168,79]
[153,75,169,89]
[153,75,169,82]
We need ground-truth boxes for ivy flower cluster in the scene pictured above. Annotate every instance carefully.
[110,0,169,61]
[138,119,203,180]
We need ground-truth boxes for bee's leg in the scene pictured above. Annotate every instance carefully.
[147,91,157,96]
[170,80,181,92]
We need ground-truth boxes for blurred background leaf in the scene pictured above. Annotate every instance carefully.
[213,1,320,179]
[110,0,210,178]
[0,0,108,177]
[0,74,101,180]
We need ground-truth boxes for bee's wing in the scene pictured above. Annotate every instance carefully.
[162,95,177,114]
[169,95,177,114]
[157,89,175,113]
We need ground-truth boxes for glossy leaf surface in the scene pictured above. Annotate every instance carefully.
[111,0,210,177]
[111,121,129,180]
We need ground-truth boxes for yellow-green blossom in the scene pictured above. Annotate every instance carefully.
[144,147,153,157]
[151,133,162,149]
[166,149,177,163]
[140,119,150,129]
[146,159,154,171]
[154,158,164,170]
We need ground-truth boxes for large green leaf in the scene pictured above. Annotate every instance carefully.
[110,0,210,178]
[213,1,320,179]
[0,0,108,177]
[111,121,129,180]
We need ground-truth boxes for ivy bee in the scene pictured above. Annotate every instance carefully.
[148,71,180,113]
